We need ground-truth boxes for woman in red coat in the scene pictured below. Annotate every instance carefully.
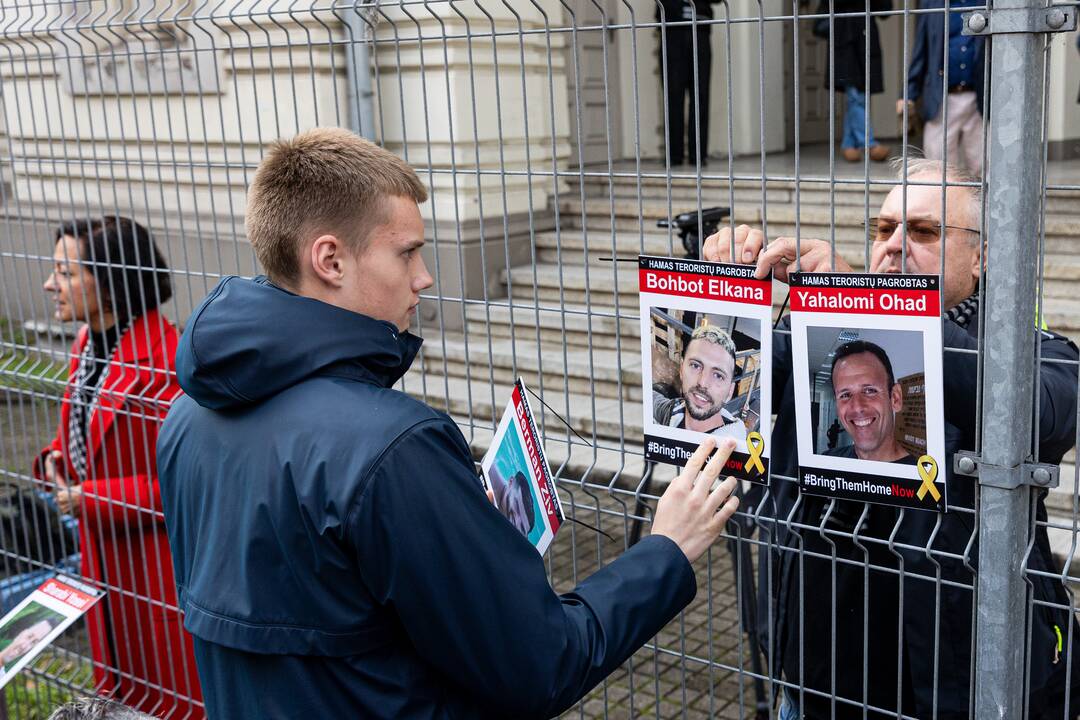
[34,217,203,718]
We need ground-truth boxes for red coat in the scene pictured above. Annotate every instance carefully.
[35,309,203,718]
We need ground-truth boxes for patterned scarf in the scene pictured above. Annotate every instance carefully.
[66,324,125,481]
[946,283,981,329]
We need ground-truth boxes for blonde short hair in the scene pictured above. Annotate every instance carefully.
[689,324,737,362]
[246,127,428,286]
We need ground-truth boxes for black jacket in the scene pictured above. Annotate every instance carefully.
[656,0,719,24]
[760,311,1080,719]
[823,0,892,94]
[157,276,698,719]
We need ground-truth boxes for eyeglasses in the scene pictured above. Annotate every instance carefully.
[863,217,981,245]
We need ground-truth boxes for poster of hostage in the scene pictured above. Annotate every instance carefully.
[480,379,565,555]
[639,255,772,482]
[789,272,947,511]
[0,575,102,688]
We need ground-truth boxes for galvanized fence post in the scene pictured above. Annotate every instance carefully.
[973,0,1051,714]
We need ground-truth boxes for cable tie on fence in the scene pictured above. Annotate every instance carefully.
[566,516,617,543]
[597,256,639,263]
[523,385,596,450]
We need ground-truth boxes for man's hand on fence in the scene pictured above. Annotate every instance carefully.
[652,437,740,564]
[702,224,766,265]
[702,224,853,282]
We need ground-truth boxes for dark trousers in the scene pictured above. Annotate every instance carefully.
[661,27,711,164]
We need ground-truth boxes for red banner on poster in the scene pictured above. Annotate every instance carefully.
[789,287,939,317]
[639,269,771,305]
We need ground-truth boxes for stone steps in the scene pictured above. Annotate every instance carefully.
[529,230,1080,300]
[418,336,642,402]
[462,303,639,351]
[558,198,1080,245]
[404,370,648,443]
[574,172,1080,216]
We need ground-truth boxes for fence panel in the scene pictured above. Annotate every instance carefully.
[0,0,1078,717]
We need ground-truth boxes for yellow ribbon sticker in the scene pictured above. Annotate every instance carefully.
[746,432,766,475]
[916,455,942,503]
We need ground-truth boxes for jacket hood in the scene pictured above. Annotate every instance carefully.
[176,276,423,410]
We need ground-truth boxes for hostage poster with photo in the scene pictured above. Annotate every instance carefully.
[639,255,772,483]
[480,379,565,555]
[0,575,103,688]
[789,272,947,511]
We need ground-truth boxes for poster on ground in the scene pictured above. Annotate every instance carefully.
[0,575,103,688]
[789,272,946,511]
[639,255,772,483]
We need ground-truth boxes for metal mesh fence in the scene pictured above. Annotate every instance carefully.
[0,0,1078,717]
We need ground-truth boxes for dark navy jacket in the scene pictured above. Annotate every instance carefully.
[761,312,1080,719]
[906,0,987,123]
[157,276,697,719]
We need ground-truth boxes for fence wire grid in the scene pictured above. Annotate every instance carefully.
[1,0,1080,718]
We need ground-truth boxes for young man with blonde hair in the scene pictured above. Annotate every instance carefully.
[158,127,741,718]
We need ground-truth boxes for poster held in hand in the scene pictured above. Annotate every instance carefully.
[789,272,947,511]
[639,255,772,483]
[481,379,565,555]
[0,574,103,688]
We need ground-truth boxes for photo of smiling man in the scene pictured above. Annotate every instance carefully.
[790,274,945,511]
[804,327,928,470]
[825,340,916,465]
[653,324,747,446]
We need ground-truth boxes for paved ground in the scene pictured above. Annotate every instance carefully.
[548,487,770,720]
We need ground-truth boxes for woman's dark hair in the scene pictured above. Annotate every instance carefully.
[511,471,536,531]
[54,216,172,325]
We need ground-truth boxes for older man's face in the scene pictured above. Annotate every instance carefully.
[870,177,982,309]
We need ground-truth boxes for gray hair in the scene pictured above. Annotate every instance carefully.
[889,157,983,246]
[48,698,156,720]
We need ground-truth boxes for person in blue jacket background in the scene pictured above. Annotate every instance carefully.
[156,127,742,719]
[896,0,987,174]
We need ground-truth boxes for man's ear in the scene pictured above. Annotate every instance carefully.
[726,363,741,402]
[891,383,903,412]
[309,234,346,287]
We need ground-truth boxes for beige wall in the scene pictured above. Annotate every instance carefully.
[0,0,573,321]
[1047,30,1080,153]
[373,1,571,225]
